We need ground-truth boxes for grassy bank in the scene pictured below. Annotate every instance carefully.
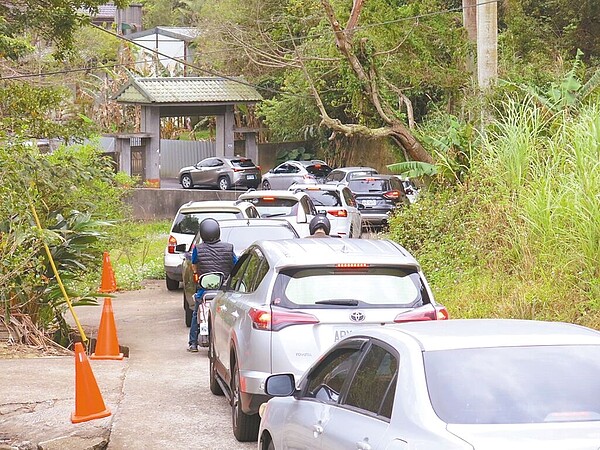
[388,99,599,330]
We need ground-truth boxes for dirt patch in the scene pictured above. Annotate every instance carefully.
[0,342,72,359]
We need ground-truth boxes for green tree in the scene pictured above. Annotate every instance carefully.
[0,0,128,60]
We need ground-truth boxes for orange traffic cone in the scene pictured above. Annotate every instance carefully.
[71,342,111,423]
[90,298,124,360]
[99,251,117,293]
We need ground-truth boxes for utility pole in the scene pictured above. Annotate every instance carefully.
[476,0,498,89]
[462,0,478,77]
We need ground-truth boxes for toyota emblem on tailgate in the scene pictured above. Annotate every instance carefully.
[350,311,365,322]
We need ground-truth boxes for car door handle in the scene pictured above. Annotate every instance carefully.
[356,439,372,450]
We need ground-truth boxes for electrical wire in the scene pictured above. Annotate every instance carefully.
[1,0,499,86]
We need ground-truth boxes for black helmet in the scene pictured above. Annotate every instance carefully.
[199,218,220,243]
[309,214,331,235]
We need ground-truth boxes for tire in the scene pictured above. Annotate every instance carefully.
[262,180,271,190]
[180,174,193,189]
[231,359,260,442]
[209,335,224,396]
[266,438,275,450]
[183,292,193,327]
[218,176,231,191]
[166,275,179,291]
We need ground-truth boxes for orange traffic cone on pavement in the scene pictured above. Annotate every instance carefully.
[99,251,117,293]
[90,298,124,360]
[71,342,111,423]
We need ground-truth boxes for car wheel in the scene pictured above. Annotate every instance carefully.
[166,275,179,291]
[266,439,275,450]
[218,176,231,190]
[209,335,224,396]
[262,180,271,190]
[231,359,260,442]
[183,292,192,327]
[180,174,193,189]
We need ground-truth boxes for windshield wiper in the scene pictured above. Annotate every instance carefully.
[315,299,360,306]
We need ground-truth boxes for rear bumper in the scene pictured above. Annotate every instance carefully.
[360,210,393,225]
[164,252,184,281]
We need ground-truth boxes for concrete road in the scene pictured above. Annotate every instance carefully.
[0,281,255,449]
[75,280,255,450]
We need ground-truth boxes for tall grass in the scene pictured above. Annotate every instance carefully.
[475,99,600,325]
[389,97,599,329]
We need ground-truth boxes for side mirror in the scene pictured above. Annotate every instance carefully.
[175,243,187,252]
[198,272,224,290]
[357,204,365,210]
[264,373,296,396]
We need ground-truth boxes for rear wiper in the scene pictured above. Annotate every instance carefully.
[264,212,287,217]
[315,299,360,306]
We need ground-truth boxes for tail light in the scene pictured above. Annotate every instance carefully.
[193,273,199,283]
[167,235,177,254]
[249,307,320,331]
[383,190,400,200]
[256,166,261,171]
[233,167,243,172]
[393,305,449,323]
[327,209,347,217]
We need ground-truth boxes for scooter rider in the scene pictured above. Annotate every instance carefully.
[187,218,237,352]
[308,214,332,238]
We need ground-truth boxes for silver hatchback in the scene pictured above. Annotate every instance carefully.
[208,238,447,441]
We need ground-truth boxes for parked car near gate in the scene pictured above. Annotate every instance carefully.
[259,319,600,450]
[289,184,362,238]
[208,238,447,441]
[163,200,260,290]
[348,174,410,229]
[236,190,318,237]
[176,218,299,327]
[261,160,332,190]
[179,156,261,190]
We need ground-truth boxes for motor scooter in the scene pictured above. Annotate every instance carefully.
[195,272,225,347]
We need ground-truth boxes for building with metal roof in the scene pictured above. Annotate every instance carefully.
[112,77,263,184]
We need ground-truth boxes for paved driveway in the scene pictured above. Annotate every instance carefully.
[0,281,254,450]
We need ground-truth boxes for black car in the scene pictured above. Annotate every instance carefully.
[348,174,410,228]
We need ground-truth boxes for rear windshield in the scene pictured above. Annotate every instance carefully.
[220,226,297,255]
[245,198,299,217]
[348,171,377,180]
[425,345,600,424]
[305,190,341,207]
[348,179,389,193]
[272,266,428,308]
[171,211,242,235]
[231,159,256,168]
[306,165,332,178]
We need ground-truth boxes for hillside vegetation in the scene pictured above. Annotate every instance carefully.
[389,99,600,329]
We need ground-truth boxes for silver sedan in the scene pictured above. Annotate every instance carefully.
[259,319,600,450]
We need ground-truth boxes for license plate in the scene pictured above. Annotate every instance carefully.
[247,174,256,180]
[333,328,353,343]
[199,323,209,336]
[361,199,376,206]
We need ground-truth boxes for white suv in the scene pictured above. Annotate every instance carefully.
[163,200,259,290]
[289,184,362,238]
[208,238,448,441]
[236,190,318,237]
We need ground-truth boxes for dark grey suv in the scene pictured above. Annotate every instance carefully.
[179,157,261,190]
[348,174,410,228]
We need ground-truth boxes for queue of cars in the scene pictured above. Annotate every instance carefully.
[166,158,600,448]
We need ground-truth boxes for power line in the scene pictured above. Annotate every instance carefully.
[1,0,500,85]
